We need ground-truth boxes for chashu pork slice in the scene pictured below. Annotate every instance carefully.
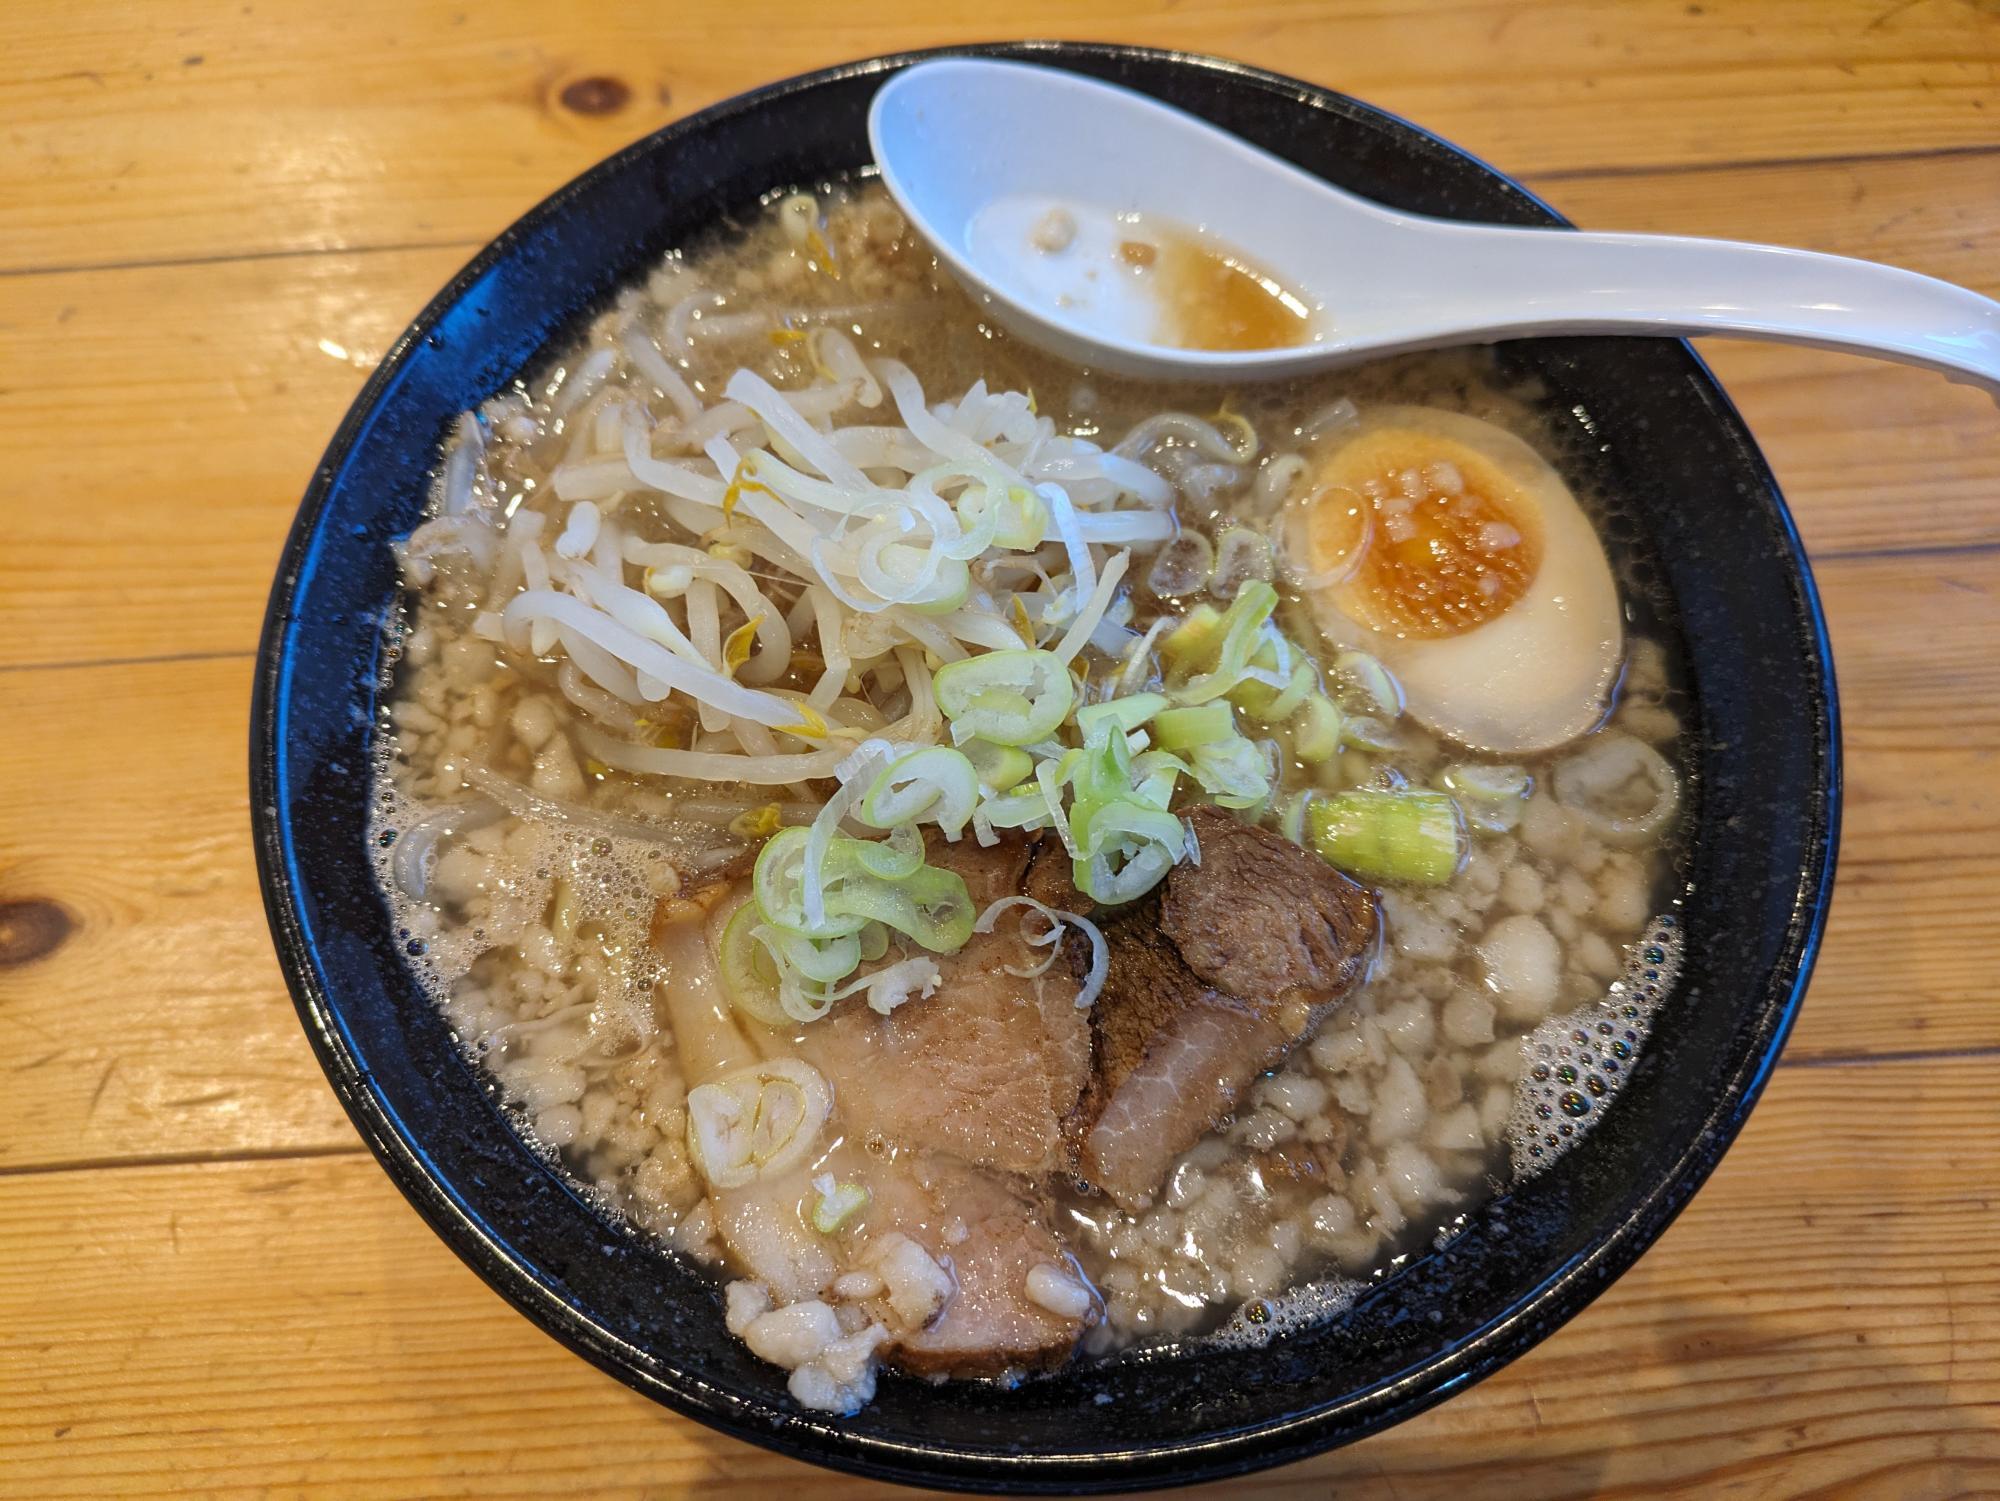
[650,834,1091,1381]
[792,832,1091,1178]
[1073,807,1379,1211]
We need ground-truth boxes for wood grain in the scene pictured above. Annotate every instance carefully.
[4,0,1996,274]
[3,146,1999,670]
[1,548,1991,1174]
[8,2,1999,1493]
[2,1059,1995,1499]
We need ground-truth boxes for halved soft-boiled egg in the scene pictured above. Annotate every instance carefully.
[1298,405,1621,755]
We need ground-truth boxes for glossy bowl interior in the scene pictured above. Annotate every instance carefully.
[252,42,1838,1493]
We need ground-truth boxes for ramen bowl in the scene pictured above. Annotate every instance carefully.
[252,42,1838,1492]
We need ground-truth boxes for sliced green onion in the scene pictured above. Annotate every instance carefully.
[905,555,972,615]
[858,746,979,837]
[1340,713,1406,754]
[755,826,868,939]
[1159,603,1222,669]
[1234,656,1316,723]
[1293,694,1344,762]
[1276,789,1317,846]
[977,783,1059,832]
[958,482,1047,551]
[857,920,891,963]
[717,900,790,1027]
[754,922,862,986]
[934,648,1074,746]
[1152,702,1236,752]
[1075,806,1186,905]
[1173,582,1280,705]
[686,1058,832,1189]
[1076,691,1168,742]
[962,738,1033,794]
[1307,789,1465,885]
[1064,726,1129,808]
[1335,649,1403,718]
[1072,792,1184,862]
[847,823,927,883]
[817,858,975,952]
[753,825,974,953]
[1185,734,1271,810]
[1129,749,1185,809]
[1439,763,1533,833]
[809,1175,871,1234]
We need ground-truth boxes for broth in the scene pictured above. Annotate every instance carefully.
[371,180,1689,1408]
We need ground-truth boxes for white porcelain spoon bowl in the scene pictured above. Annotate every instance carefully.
[869,59,2000,392]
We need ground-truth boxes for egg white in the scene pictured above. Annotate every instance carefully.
[1301,405,1622,755]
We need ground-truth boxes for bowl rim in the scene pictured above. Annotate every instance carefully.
[251,39,1841,1492]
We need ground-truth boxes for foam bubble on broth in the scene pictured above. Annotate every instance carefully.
[366,753,680,1145]
[1210,1278,1362,1351]
[1508,914,1685,1177]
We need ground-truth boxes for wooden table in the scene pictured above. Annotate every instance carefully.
[4,3,1997,1495]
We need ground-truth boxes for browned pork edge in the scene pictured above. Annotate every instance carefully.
[1068,807,1379,1211]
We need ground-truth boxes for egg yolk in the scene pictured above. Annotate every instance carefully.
[1304,429,1543,640]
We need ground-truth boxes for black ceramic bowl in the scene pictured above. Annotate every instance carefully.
[252,42,1838,1493]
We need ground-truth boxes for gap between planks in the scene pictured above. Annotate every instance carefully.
[7,535,1996,677]
[2,1047,1985,1185]
[1,139,1995,282]
[1525,139,2000,185]
[0,1142,369,1182]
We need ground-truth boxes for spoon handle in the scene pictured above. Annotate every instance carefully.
[1407,222,2000,393]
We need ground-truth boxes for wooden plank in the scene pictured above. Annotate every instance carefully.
[4,0,1997,273]
[1,1058,1994,1497]
[0,655,357,1171]
[0,243,471,671]
[1,548,1992,1172]
[3,144,1997,669]
[1543,150,2000,559]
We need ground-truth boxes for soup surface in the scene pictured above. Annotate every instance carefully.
[372,182,1689,1412]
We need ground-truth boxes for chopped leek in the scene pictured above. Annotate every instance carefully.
[810,1175,871,1233]
[1069,790,1180,868]
[1293,694,1344,762]
[1307,789,1465,886]
[1075,691,1168,741]
[1276,789,1316,846]
[934,647,1075,746]
[1184,733,1271,810]
[1128,749,1185,809]
[754,922,862,987]
[717,900,790,1027]
[1334,649,1403,718]
[1340,713,1406,753]
[977,782,1059,832]
[962,737,1033,794]
[753,825,974,953]
[1439,763,1533,833]
[1152,702,1236,752]
[1234,657,1315,723]
[686,1058,832,1190]
[1075,803,1187,905]
[1171,581,1280,705]
[1159,603,1222,667]
[858,746,979,837]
